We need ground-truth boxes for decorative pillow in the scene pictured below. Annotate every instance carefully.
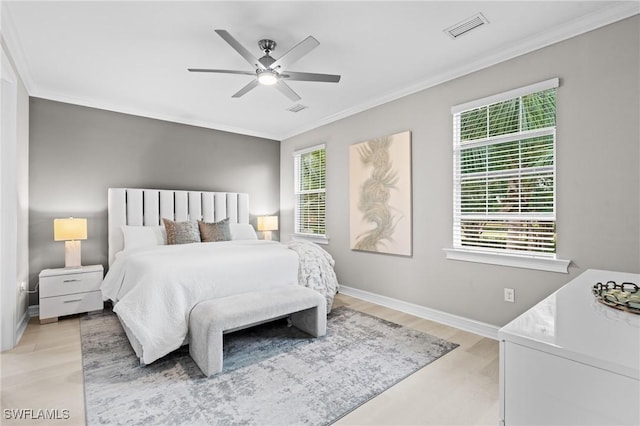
[162,218,201,245]
[198,218,231,243]
[121,225,166,251]
[229,223,258,241]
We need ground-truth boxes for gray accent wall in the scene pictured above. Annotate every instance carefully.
[29,99,280,304]
[280,16,640,326]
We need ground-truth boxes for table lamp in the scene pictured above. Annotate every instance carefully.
[54,218,87,268]
[257,216,278,241]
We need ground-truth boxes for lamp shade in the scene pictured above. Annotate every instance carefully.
[54,218,87,241]
[257,216,278,232]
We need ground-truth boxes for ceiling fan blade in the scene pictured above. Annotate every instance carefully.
[214,29,265,70]
[232,79,259,98]
[275,80,301,102]
[281,71,341,83]
[270,36,319,71]
[188,68,256,76]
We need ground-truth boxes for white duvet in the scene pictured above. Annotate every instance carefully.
[102,240,299,364]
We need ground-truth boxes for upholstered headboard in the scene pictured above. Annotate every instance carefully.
[108,188,249,265]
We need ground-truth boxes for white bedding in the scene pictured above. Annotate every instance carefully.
[287,241,339,313]
[102,240,299,364]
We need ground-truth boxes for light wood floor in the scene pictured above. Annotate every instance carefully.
[1,293,499,425]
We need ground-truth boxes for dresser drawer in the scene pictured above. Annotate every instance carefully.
[40,270,103,298]
[39,290,103,320]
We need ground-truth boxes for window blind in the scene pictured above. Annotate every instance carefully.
[452,79,558,257]
[294,144,326,236]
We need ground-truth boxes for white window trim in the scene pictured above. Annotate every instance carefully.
[451,78,559,114]
[293,233,329,245]
[447,78,571,272]
[293,144,325,157]
[444,248,570,273]
[293,143,327,240]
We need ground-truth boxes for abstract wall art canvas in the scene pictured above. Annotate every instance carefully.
[349,130,412,256]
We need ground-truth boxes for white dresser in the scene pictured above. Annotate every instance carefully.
[499,269,640,426]
[39,264,104,324]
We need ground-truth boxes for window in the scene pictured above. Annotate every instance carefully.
[294,144,326,240]
[447,78,569,272]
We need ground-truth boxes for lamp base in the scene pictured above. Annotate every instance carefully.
[64,240,82,268]
[263,231,273,241]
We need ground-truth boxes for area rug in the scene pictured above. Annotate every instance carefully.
[80,306,458,425]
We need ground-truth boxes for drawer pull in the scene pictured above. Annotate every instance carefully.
[63,279,81,283]
[63,299,83,303]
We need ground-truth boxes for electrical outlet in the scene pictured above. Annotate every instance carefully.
[504,288,515,303]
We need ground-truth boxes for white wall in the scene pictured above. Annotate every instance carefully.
[281,16,640,327]
[1,38,29,351]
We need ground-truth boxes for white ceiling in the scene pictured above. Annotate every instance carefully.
[3,1,638,140]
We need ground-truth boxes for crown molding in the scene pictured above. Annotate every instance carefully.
[31,87,281,141]
[2,2,280,140]
[281,2,639,140]
[1,3,36,93]
[3,2,637,142]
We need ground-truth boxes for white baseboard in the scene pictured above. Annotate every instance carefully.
[26,293,499,339]
[15,309,30,344]
[28,304,39,318]
[339,285,500,340]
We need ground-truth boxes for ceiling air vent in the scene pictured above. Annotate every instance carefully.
[286,104,308,113]
[445,13,488,39]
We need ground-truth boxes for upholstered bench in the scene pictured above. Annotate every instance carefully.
[189,286,327,377]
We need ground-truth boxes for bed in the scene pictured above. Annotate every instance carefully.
[102,188,338,365]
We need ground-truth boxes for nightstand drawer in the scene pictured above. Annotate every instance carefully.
[39,270,103,298]
[39,290,103,320]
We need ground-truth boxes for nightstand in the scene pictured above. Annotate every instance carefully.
[39,264,104,324]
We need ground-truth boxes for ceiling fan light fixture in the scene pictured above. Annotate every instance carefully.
[189,30,341,100]
[257,70,278,85]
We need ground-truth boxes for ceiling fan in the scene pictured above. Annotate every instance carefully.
[188,29,341,102]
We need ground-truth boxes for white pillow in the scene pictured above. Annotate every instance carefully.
[121,225,167,251]
[229,223,258,240]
